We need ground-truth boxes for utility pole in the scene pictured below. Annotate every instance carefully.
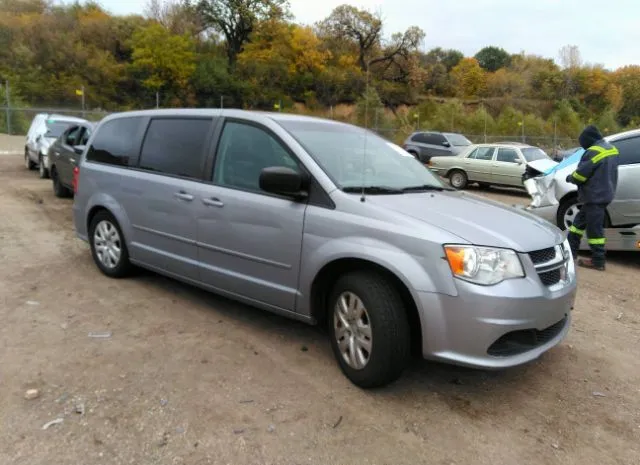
[156,91,160,109]
[521,119,525,143]
[5,80,10,135]
[220,96,224,109]
[81,85,86,118]
[483,105,487,143]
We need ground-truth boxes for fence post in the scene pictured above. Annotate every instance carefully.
[220,95,224,109]
[483,105,487,143]
[5,80,11,135]
[156,91,160,109]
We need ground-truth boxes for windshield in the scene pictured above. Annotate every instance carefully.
[444,133,472,146]
[45,121,74,138]
[278,120,445,191]
[521,147,549,162]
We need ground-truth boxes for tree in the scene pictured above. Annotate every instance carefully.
[613,65,640,126]
[146,0,202,36]
[421,47,463,71]
[485,69,526,97]
[195,0,289,69]
[318,4,424,78]
[474,46,510,72]
[558,44,582,69]
[130,23,196,100]
[450,57,486,98]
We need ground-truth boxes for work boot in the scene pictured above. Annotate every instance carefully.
[577,258,605,271]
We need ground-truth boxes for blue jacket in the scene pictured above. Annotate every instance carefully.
[568,127,619,205]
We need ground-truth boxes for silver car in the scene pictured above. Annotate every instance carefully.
[525,129,640,231]
[24,113,89,179]
[73,109,576,388]
[429,143,556,189]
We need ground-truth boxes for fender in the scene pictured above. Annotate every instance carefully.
[296,235,458,317]
[85,192,133,246]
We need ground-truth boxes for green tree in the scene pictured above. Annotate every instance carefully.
[130,23,196,102]
[196,0,289,69]
[474,46,511,72]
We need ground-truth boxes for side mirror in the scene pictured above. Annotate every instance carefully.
[442,141,451,147]
[515,159,523,165]
[73,145,86,155]
[259,166,308,199]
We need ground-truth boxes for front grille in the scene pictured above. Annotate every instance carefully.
[538,268,562,286]
[528,247,556,265]
[487,317,568,357]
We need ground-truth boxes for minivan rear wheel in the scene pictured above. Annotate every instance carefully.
[328,272,410,389]
[89,211,133,278]
[449,170,468,189]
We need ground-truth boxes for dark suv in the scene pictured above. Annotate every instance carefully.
[403,131,472,163]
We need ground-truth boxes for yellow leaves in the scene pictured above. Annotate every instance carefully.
[450,57,487,98]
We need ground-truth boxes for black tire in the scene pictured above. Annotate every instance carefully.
[557,195,610,231]
[51,168,72,198]
[25,151,36,171]
[38,153,49,179]
[328,272,410,389]
[449,170,468,189]
[89,210,133,279]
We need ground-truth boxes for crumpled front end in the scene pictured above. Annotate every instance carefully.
[524,175,559,209]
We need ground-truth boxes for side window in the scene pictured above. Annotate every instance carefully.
[470,147,494,160]
[613,136,640,165]
[138,118,212,179]
[64,126,81,146]
[213,121,300,193]
[411,133,428,143]
[79,128,91,146]
[86,117,145,167]
[496,148,520,163]
[430,133,448,145]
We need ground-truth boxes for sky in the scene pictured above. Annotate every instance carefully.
[94,0,640,70]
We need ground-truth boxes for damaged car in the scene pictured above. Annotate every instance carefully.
[523,128,640,251]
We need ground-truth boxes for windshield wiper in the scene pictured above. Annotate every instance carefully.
[401,184,453,192]
[342,186,404,194]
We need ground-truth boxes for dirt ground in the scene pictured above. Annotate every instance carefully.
[1,136,639,465]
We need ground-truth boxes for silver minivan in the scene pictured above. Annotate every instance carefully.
[73,110,576,388]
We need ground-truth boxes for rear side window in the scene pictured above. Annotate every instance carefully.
[86,117,145,167]
[139,118,213,179]
[64,126,82,146]
[468,147,494,160]
[613,136,640,165]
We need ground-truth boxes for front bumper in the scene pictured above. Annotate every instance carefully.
[416,253,576,369]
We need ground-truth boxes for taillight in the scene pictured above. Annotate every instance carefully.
[72,166,79,194]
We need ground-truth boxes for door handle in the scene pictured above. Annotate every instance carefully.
[202,197,224,208]
[174,191,194,202]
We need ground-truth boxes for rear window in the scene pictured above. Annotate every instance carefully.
[86,117,146,167]
[521,147,549,162]
[139,118,213,179]
[45,121,73,138]
[444,133,472,146]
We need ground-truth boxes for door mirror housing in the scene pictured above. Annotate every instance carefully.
[442,141,451,148]
[259,166,308,199]
[515,158,524,165]
[73,145,86,155]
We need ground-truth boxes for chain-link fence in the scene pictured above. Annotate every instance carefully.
[1,104,577,157]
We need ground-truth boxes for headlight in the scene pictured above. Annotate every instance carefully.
[444,245,524,285]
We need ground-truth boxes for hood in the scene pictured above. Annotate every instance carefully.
[523,150,582,208]
[579,125,603,149]
[526,158,558,173]
[367,191,564,252]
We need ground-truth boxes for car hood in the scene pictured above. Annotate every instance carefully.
[524,151,581,208]
[367,191,564,252]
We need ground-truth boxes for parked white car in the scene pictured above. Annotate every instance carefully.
[524,128,640,231]
[25,113,89,179]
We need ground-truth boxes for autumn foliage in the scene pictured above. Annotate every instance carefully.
[1,0,639,142]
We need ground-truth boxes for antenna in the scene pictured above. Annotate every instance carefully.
[360,64,370,203]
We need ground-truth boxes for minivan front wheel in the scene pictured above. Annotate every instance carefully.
[25,152,36,170]
[449,170,468,189]
[89,211,132,278]
[328,272,410,389]
[38,153,49,179]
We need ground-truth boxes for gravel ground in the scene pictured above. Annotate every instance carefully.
[1,140,639,465]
